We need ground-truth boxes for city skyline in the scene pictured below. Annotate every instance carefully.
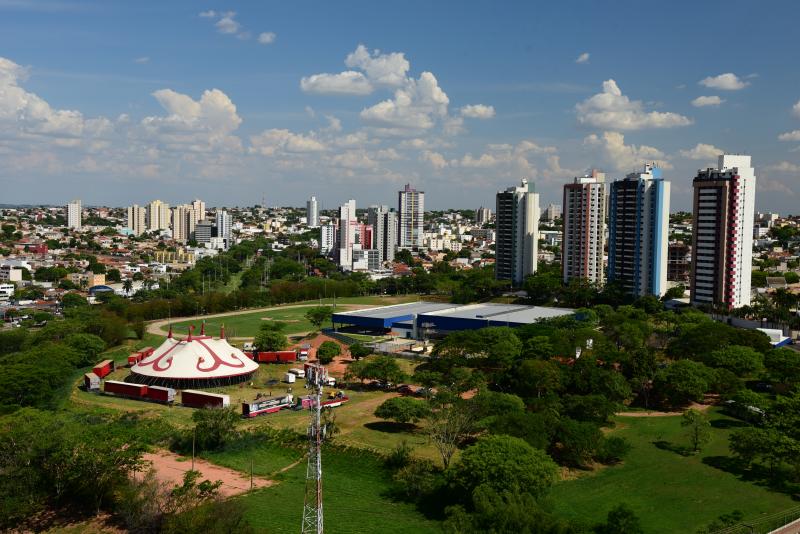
[0,1,798,211]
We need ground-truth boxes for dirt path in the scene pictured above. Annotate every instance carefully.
[145,302,370,337]
[141,450,273,496]
[616,402,713,418]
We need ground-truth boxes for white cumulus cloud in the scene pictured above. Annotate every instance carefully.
[793,100,800,118]
[249,129,326,156]
[345,44,410,86]
[420,150,448,169]
[575,52,590,64]
[215,11,239,34]
[134,56,150,64]
[691,95,724,107]
[576,79,692,130]
[699,73,749,91]
[257,32,276,45]
[300,71,373,96]
[460,104,495,119]
[360,71,449,131]
[778,130,800,142]
[679,143,723,160]
[584,131,671,171]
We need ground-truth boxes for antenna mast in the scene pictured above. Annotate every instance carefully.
[301,363,326,534]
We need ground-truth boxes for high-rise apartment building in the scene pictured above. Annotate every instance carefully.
[127,204,147,236]
[307,196,319,228]
[367,205,397,264]
[147,200,171,231]
[398,184,424,249]
[191,199,206,224]
[320,224,337,256]
[215,210,231,249]
[495,179,540,285]
[608,163,670,297]
[475,207,492,226]
[690,154,757,309]
[67,200,82,230]
[562,171,606,284]
[338,200,357,270]
[171,205,197,243]
[542,203,563,222]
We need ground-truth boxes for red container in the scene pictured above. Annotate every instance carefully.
[127,354,142,367]
[181,389,230,409]
[93,359,115,379]
[140,346,155,357]
[256,352,278,363]
[145,385,175,404]
[277,351,296,362]
[104,380,147,398]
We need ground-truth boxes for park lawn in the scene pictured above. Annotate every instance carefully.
[234,447,442,534]
[159,295,421,338]
[549,408,797,533]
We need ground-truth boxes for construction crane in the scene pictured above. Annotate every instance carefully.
[300,363,327,534]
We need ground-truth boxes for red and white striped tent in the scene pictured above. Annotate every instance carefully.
[130,324,258,388]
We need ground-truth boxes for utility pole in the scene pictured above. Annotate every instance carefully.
[192,427,196,471]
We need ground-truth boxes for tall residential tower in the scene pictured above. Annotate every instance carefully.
[495,179,540,285]
[690,154,757,309]
[367,205,397,264]
[338,199,357,270]
[608,164,670,297]
[398,184,424,249]
[562,171,606,284]
[307,196,319,228]
[67,200,82,230]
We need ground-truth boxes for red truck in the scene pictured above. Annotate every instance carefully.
[93,359,116,379]
[104,380,148,399]
[253,350,297,363]
[181,389,230,409]
[145,385,176,404]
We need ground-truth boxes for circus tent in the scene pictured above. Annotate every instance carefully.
[129,324,258,388]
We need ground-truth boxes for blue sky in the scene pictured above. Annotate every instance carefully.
[0,0,798,212]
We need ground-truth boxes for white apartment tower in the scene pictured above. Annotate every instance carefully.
[690,154,757,310]
[475,207,492,226]
[171,205,197,243]
[147,200,171,231]
[320,224,337,256]
[215,209,232,249]
[367,205,397,264]
[67,200,82,230]
[127,204,147,236]
[562,171,606,284]
[307,196,320,228]
[338,200,357,270]
[191,199,206,223]
[495,179,540,285]
[608,164,670,297]
[398,184,424,249]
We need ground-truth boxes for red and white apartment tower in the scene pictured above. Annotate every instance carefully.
[690,155,756,310]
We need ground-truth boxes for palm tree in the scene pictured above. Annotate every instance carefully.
[122,279,133,295]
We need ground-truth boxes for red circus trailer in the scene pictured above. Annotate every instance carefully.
[104,380,148,399]
[145,385,176,404]
[93,359,116,379]
[127,353,143,367]
[241,394,294,417]
[140,346,155,357]
[181,389,230,409]
[254,351,297,363]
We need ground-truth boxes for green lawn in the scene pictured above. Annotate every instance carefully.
[549,409,797,533]
[233,447,442,533]
[165,295,420,338]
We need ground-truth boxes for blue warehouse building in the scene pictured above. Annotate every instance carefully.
[332,301,574,339]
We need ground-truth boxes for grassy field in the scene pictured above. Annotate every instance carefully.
[549,408,797,533]
[164,295,420,338]
[233,447,442,534]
